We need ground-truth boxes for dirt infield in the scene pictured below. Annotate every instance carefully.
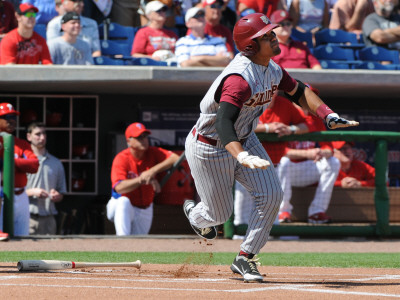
[1,237,400,299]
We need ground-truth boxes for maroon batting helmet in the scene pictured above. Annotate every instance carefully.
[233,13,279,57]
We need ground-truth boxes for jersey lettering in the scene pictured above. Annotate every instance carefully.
[245,84,278,107]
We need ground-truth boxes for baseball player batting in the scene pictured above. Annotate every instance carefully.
[183,13,359,283]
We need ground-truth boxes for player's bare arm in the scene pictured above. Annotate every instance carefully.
[287,82,359,129]
[139,152,180,185]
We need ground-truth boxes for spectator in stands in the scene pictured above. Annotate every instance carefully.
[289,0,330,33]
[233,93,310,237]
[47,0,101,57]
[175,6,231,66]
[362,0,400,49]
[0,0,17,39]
[237,0,286,18]
[271,9,322,69]
[106,122,179,235]
[329,0,375,37]
[21,0,58,25]
[47,12,94,65]
[131,1,178,61]
[55,0,66,16]
[333,141,375,187]
[0,103,39,237]
[110,0,141,27]
[0,3,53,64]
[200,0,235,57]
[277,86,340,224]
[25,123,67,235]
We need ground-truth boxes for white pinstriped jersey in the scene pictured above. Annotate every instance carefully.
[194,53,284,141]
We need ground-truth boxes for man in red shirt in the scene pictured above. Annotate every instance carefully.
[333,141,375,187]
[0,3,52,64]
[270,10,321,69]
[0,103,39,238]
[237,0,284,18]
[107,122,179,235]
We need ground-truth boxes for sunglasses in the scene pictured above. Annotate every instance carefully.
[279,21,292,27]
[0,115,17,121]
[210,2,223,9]
[24,11,37,18]
[193,11,205,19]
[155,6,168,13]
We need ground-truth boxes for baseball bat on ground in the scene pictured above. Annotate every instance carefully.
[17,260,141,271]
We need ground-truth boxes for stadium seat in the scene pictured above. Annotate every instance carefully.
[290,28,314,49]
[99,22,137,54]
[34,24,47,39]
[100,40,131,58]
[319,60,350,69]
[354,61,398,70]
[125,57,177,66]
[94,56,125,65]
[315,29,363,48]
[358,46,400,64]
[313,44,355,60]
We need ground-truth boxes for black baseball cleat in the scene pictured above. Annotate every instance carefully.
[183,200,217,240]
[230,255,263,283]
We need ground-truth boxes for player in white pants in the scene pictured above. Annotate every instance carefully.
[183,13,359,283]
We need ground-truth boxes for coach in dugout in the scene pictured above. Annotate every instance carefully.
[106,122,179,235]
[0,103,39,238]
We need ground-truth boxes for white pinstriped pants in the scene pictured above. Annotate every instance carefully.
[278,156,340,216]
[185,130,283,255]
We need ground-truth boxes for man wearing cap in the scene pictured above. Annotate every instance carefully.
[175,6,231,67]
[46,0,101,57]
[131,0,178,60]
[187,0,235,58]
[0,103,39,237]
[47,11,93,65]
[333,141,375,188]
[0,3,52,64]
[270,9,321,69]
[106,122,180,235]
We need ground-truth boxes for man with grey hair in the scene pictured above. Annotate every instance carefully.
[362,0,400,49]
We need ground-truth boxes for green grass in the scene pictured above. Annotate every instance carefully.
[1,252,399,269]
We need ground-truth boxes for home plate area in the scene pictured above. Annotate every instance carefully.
[1,264,400,299]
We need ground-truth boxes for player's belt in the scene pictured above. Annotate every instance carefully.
[192,128,217,146]
[192,128,246,146]
[14,188,25,195]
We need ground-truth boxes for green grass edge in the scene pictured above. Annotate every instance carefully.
[1,252,400,269]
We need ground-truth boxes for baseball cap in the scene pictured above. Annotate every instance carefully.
[145,1,167,15]
[332,141,355,150]
[270,10,292,24]
[61,12,80,24]
[0,103,20,117]
[185,7,205,23]
[17,3,39,14]
[125,122,151,139]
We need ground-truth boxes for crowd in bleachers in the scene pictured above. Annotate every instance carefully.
[1,0,400,68]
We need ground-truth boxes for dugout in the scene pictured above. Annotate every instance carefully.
[0,66,400,237]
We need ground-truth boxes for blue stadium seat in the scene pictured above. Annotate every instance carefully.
[354,61,398,70]
[319,60,350,69]
[313,44,355,60]
[94,56,125,65]
[100,40,131,58]
[99,22,137,54]
[34,24,47,39]
[125,57,177,66]
[315,29,363,48]
[358,46,400,64]
[290,28,314,49]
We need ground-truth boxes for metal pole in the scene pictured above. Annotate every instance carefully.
[374,139,390,236]
[2,133,14,237]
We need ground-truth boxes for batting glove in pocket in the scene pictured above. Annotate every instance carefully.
[326,113,359,129]
[237,151,270,170]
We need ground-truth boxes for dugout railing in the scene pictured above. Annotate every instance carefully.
[1,132,14,237]
[247,131,400,238]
